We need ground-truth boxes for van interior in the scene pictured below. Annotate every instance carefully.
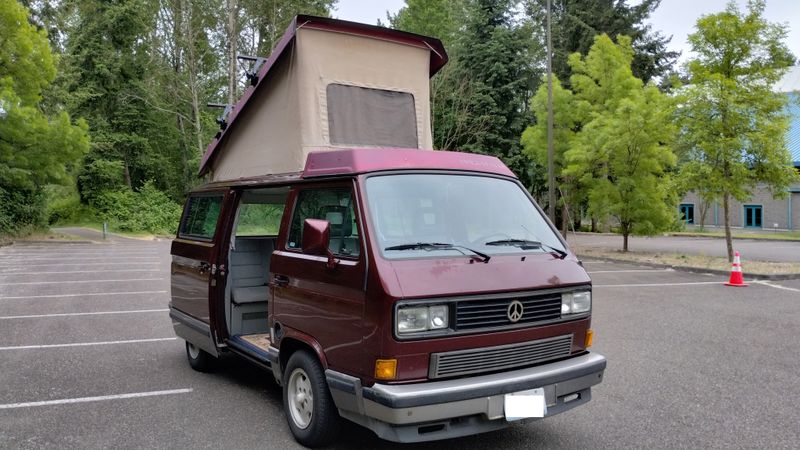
[225,187,288,360]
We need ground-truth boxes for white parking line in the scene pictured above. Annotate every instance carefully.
[0,278,164,286]
[0,337,177,351]
[0,290,167,300]
[588,269,674,274]
[0,262,159,268]
[0,257,160,262]
[753,281,800,292]
[0,269,162,276]
[0,309,169,320]
[594,281,724,287]
[0,389,193,409]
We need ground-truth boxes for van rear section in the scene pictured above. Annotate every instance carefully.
[169,149,606,446]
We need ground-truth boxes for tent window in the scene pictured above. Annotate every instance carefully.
[327,84,417,148]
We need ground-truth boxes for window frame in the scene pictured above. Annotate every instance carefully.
[743,204,763,228]
[178,192,225,242]
[284,184,363,260]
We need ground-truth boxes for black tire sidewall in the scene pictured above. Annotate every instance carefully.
[282,350,340,447]
[185,341,215,372]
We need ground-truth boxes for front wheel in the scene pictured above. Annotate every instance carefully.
[282,350,340,447]
[185,341,216,372]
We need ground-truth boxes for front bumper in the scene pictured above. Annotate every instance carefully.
[326,351,606,443]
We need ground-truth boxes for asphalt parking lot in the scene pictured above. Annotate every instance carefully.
[1,240,798,449]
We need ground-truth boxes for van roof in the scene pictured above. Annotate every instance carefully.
[198,148,516,189]
[198,15,448,178]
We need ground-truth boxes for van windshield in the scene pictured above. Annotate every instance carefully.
[365,174,566,260]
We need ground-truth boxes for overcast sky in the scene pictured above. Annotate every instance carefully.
[333,0,800,64]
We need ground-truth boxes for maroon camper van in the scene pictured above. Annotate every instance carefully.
[169,15,605,447]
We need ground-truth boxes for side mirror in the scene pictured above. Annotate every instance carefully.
[302,218,337,269]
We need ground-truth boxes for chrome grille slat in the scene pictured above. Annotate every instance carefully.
[454,293,564,331]
[429,334,574,379]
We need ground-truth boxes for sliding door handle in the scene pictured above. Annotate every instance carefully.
[273,275,290,287]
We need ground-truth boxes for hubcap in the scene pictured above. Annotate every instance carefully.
[187,343,200,359]
[288,368,313,429]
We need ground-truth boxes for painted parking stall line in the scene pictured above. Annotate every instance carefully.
[0,309,169,320]
[0,269,163,276]
[0,290,168,300]
[0,337,177,351]
[588,268,674,274]
[0,389,193,410]
[594,281,729,288]
[0,278,164,286]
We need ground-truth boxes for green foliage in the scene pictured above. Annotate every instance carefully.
[94,181,182,234]
[678,0,797,260]
[564,34,677,250]
[525,0,678,85]
[387,0,467,48]
[0,0,90,236]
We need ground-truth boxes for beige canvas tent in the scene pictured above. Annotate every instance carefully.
[199,15,448,181]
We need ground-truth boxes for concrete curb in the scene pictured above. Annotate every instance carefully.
[578,254,800,281]
[13,239,97,245]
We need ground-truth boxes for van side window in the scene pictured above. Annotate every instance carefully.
[287,188,360,257]
[179,194,223,240]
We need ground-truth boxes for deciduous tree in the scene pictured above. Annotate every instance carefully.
[678,0,797,261]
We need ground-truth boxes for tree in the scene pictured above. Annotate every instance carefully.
[678,0,797,261]
[0,0,89,235]
[521,74,580,238]
[565,34,677,251]
[525,0,679,86]
[387,0,467,49]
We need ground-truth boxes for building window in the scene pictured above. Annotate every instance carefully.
[679,204,694,224]
[744,205,762,228]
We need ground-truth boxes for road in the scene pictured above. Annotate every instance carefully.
[569,232,800,263]
[1,239,798,449]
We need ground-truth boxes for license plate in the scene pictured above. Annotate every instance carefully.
[504,388,547,421]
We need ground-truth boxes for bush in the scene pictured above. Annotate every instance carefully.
[0,185,46,236]
[95,181,181,234]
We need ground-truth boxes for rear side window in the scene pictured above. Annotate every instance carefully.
[179,194,223,240]
[287,188,360,257]
[327,84,417,148]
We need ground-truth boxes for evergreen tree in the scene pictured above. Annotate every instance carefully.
[526,0,678,85]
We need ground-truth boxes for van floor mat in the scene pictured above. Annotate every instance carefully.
[229,334,272,361]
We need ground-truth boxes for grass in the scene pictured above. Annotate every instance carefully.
[670,229,800,241]
[572,246,800,276]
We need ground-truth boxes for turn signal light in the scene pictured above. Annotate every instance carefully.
[585,329,594,348]
[375,359,397,380]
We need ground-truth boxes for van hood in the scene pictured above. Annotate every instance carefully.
[386,253,591,298]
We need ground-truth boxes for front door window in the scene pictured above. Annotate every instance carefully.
[287,188,360,257]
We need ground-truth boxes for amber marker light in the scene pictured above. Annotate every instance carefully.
[375,359,397,380]
[585,329,594,348]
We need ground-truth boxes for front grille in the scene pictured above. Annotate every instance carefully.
[429,334,573,379]
[455,292,562,330]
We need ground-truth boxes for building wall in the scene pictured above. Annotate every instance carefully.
[680,185,800,231]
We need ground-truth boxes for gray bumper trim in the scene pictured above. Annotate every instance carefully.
[361,351,606,409]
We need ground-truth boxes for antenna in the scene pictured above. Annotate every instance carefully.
[237,54,268,86]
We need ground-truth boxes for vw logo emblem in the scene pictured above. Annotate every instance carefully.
[507,300,524,323]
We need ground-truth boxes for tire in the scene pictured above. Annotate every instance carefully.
[282,350,341,447]
[185,341,216,372]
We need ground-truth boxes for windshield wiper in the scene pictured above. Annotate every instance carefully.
[384,242,490,263]
[484,239,567,259]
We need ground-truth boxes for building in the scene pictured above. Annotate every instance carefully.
[680,66,800,231]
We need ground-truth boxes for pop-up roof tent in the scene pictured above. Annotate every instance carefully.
[198,15,448,181]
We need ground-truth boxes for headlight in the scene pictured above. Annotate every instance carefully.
[562,291,591,315]
[397,305,449,334]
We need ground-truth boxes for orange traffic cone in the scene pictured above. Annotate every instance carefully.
[725,251,748,287]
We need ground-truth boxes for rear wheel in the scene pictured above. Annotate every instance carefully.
[185,341,216,372]
[283,350,340,447]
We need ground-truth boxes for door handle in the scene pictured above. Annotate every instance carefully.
[273,275,290,287]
